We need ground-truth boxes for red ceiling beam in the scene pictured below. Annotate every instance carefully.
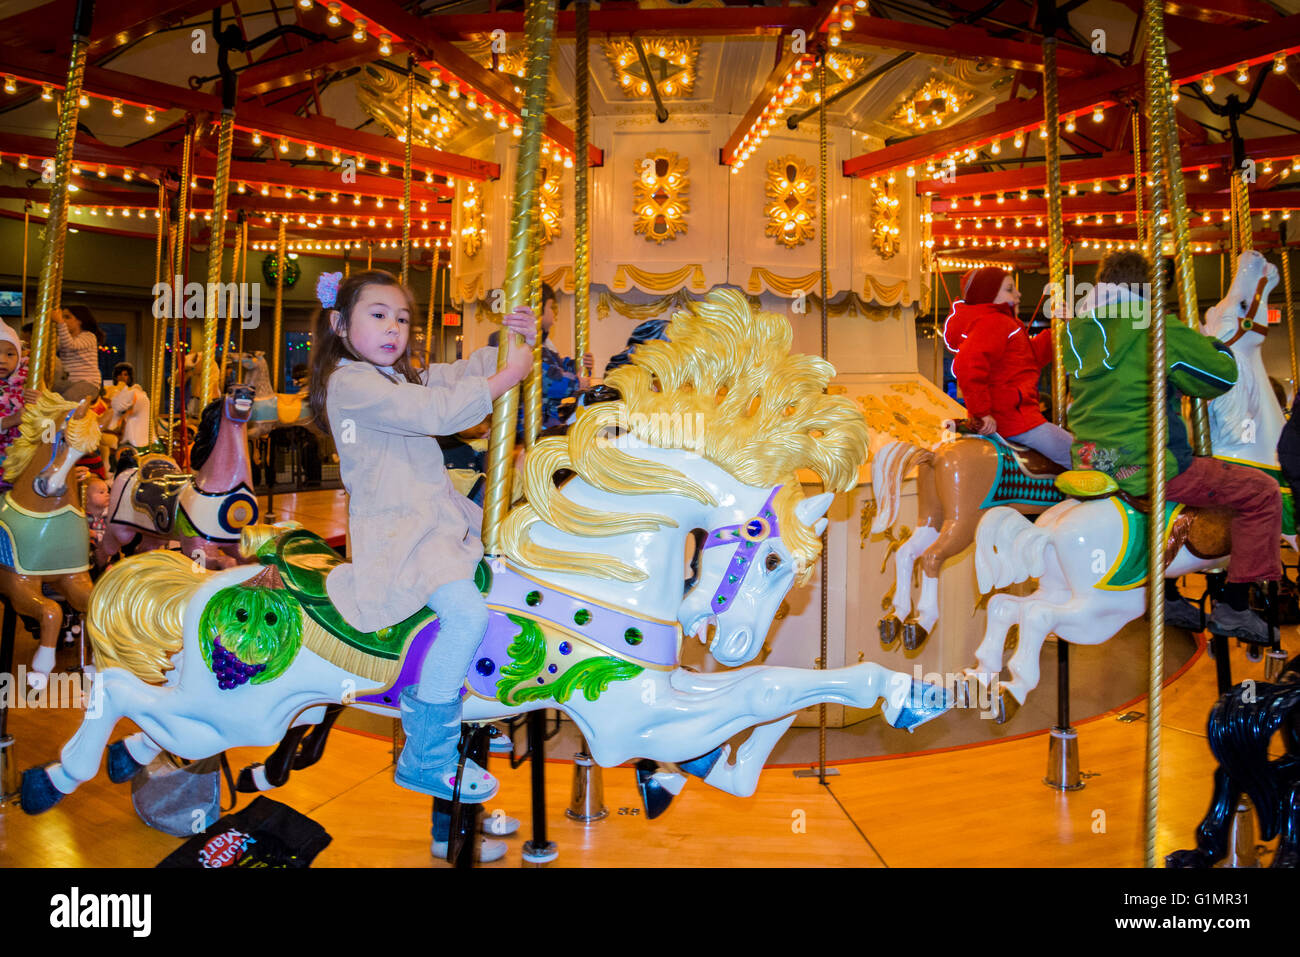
[346,0,602,167]
[412,6,819,40]
[934,190,1300,216]
[840,17,1100,76]
[1164,0,1278,25]
[0,47,499,181]
[843,14,1300,179]
[916,134,1300,197]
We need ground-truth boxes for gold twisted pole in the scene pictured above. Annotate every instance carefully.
[1229,178,1240,275]
[20,204,30,327]
[816,51,829,785]
[1142,0,1172,869]
[168,126,193,451]
[1236,174,1253,254]
[1283,245,1298,392]
[202,109,235,406]
[425,260,437,366]
[522,199,544,446]
[272,217,286,392]
[236,218,249,382]
[401,63,414,286]
[483,0,557,555]
[573,0,591,370]
[1042,37,1067,426]
[150,181,167,443]
[30,14,92,388]
[1151,51,1211,455]
[159,221,174,437]
[219,217,242,390]
[1132,112,1145,251]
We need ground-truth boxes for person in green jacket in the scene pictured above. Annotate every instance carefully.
[1063,249,1281,644]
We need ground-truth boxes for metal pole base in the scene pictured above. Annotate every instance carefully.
[0,734,19,804]
[793,767,840,778]
[1222,797,1261,868]
[521,840,558,866]
[565,752,607,824]
[1043,726,1085,791]
[1265,648,1287,682]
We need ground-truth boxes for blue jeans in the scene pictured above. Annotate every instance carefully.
[1004,421,1074,469]
[416,578,490,703]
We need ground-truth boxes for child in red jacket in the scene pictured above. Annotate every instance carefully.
[943,266,1072,467]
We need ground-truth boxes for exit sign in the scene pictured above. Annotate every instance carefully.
[1268,308,1281,325]
[442,312,461,327]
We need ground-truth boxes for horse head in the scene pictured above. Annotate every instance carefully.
[1204,250,1279,351]
[226,383,255,424]
[19,394,103,500]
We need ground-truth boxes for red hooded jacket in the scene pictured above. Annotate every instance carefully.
[943,300,1053,438]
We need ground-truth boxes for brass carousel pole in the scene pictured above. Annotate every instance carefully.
[401,60,414,287]
[816,51,833,785]
[1040,17,1082,793]
[272,217,286,398]
[425,259,437,367]
[483,0,557,555]
[150,181,167,443]
[573,0,591,372]
[1132,112,1146,253]
[367,240,373,271]
[157,220,174,435]
[1283,244,1298,394]
[1151,39,1210,454]
[1141,0,1174,869]
[20,203,29,323]
[219,214,243,390]
[202,106,236,406]
[168,124,194,459]
[236,218,249,381]
[29,0,95,389]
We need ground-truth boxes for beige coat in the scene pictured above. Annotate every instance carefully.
[324,349,496,632]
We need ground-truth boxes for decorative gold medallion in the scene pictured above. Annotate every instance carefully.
[765,155,816,248]
[633,150,689,244]
[603,39,699,99]
[872,179,901,260]
[461,181,485,259]
[538,159,562,247]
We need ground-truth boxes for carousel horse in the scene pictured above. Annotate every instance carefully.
[21,290,951,817]
[0,392,103,683]
[864,404,1065,654]
[963,250,1281,722]
[98,384,259,570]
[234,352,317,439]
[1167,656,1300,868]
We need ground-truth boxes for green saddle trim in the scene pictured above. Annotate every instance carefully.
[1096,497,1184,591]
[259,529,494,663]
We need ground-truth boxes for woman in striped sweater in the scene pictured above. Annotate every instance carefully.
[54,305,105,402]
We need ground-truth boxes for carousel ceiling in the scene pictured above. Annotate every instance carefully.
[2,0,1300,264]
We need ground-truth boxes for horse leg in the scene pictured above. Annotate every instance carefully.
[292,703,344,770]
[1167,766,1243,868]
[0,570,65,665]
[236,722,310,793]
[1272,778,1300,869]
[965,592,1022,690]
[881,527,936,647]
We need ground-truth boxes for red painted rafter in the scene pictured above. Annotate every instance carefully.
[840,17,1099,76]
[345,0,602,166]
[843,14,1300,179]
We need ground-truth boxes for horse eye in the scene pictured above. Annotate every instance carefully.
[236,608,248,623]
[765,552,782,572]
[265,612,278,626]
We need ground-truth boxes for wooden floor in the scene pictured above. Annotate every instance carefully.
[0,489,1287,867]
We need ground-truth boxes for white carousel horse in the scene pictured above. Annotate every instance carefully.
[963,250,1281,721]
[22,290,951,818]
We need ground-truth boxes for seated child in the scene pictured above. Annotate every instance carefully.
[1065,249,1281,644]
[943,266,1072,467]
[0,318,29,478]
[307,269,535,805]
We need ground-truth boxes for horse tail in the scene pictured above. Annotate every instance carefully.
[87,550,207,684]
[974,506,1050,594]
[868,441,934,536]
[1206,668,1300,841]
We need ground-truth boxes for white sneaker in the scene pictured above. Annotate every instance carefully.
[481,812,520,836]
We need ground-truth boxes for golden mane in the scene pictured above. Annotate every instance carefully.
[3,390,104,483]
[499,289,868,583]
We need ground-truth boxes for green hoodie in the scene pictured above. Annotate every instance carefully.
[1062,296,1238,495]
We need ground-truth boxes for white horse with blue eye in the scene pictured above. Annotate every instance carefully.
[23,290,951,819]
[964,250,1282,721]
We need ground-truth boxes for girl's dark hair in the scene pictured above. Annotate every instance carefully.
[65,304,105,345]
[307,269,420,431]
[113,361,134,385]
[540,282,557,312]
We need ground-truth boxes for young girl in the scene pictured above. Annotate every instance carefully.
[943,266,1073,467]
[0,318,29,478]
[307,269,535,803]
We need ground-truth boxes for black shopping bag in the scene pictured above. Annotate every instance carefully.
[157,796,332,869]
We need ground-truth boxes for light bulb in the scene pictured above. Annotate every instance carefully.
[379,159,389,173]
[1092,106,1104,123]
[353,19,367,42]
[78,93,89,108]
[279,137,289,153]
[1199,167,1208,181]
[1065,115,1076,132]
[327,2,341,25]
[1236,63,1249,84]
[379,34,392,57]
[991,140,1001,155]
[1202,73,1215,94]
[1275,54,1287,74]
[1014,133,1024,148]
[111,98,123,116]
[305,143,316,158]
[41,84,52,101]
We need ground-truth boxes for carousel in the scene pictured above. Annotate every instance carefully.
[0,0,1297,877]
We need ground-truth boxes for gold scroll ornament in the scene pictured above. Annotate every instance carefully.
[765,154,817,248]
[634,150,689,243]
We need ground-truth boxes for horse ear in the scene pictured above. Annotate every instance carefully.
[794,492,834,527]
[73,397,92,419]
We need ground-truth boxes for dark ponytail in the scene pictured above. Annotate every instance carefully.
[307,269,421,431]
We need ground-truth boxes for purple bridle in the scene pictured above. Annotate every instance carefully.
[700,485,783,612]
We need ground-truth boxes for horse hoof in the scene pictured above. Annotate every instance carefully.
[1165,849,1212,869]
[879,616,902,649]
[902,619,929,652]
[236,765,264,793]
[889,679,953,731]
[634,759,680,820]
[1245,643,1263,663]
[994,687,1022,725]
[106,740,144,784]
[20,765,64,814]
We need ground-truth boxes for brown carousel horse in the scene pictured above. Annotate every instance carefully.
[862,425,1065,652]
[0,391,103,687]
